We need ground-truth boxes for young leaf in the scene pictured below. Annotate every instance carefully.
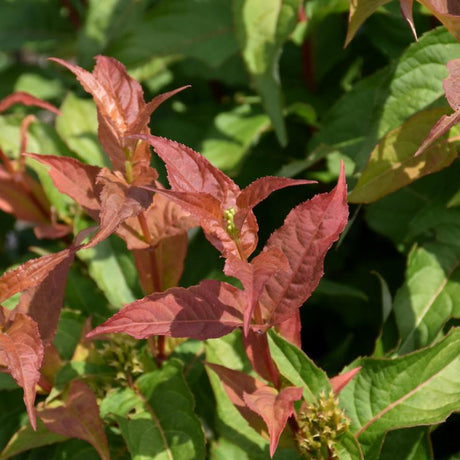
[87,280,246,340]
[419,0,460,41]
[25,153,101,219]
[39,380,110,460]
[400,0,416,39]
[329,367,362,395]
[0,248,75,304]
[243,385,303,458]
[349,108,457,203]
[50,56,187,174]
[139,135,312,259]
[0,310,44,431]
[339,328,460,459]
[259,163,348,326]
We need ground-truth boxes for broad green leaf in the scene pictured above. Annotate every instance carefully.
[340,328,460,459]
[380,427,433,460]
[349,108,457,203]
[267,330,330,403]
[310,27,460,171]
[105,359,205,460]
[108,0,238,68]
[14,72,64,101]
[365,160,460,252]
[55,93,108,167]
[77,235,142,309]
[335,432,364,460]
[0,419,67,460]
[345,0,392,47]
[394,242,460,354]
[200,104,270,172]
[233,0,301,146]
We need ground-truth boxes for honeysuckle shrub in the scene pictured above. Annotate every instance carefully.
[0,1,459,459]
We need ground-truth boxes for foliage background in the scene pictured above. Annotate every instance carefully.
[0,0,459,458]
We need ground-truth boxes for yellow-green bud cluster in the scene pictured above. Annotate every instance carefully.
[296,391,350,459]
[223,207,238,238]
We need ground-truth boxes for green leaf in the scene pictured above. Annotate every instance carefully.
[340,328,460,459]
[310,27,460,171]
[233,0,301,146]
[200,104,270,172]
[77,235,142,309]
[349,108,457,204]
[380,427,433,460]
[267,330,330,403]
[104,360,205,460]
[394,242,460,354]
[55,93,108,167]
[335,431,364,460]
[52,310,85,361]
[108,0,238,68]
[0,419,67,460]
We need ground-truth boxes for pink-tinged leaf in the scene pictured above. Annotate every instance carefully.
[0,92,60,115]
[329,366,361,395]
[225,249,288,336]
[236,176,315,211]
[243,385,303,458]
[243,329,280,386]
[259,163,348,326]
[443,59,460,111]
[419,0,460,42]
[16,249,76,344]
[118,191,197,250]
[87,280,245,340]
[275,311,302,348]
[0,248,75,304]
[26,153,101,218]
[0,310,44,430]
[0,168,50,224]
[206,362,267,434]
[400,0,417,40]
[139,135,240,207]
[39,380,110,460]
[82,168,154,249]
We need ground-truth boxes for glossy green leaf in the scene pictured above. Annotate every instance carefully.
[233,0,301,146]
[340,329,460,459]
[77,235,142,309]
[310,28,460,170]
[394,242,460,354]
[267,330,330,402]
[200,104,270,172]
[103,359,205,460]
[109,0,238,68]
[55,93,108,167]
[349,108,457,203]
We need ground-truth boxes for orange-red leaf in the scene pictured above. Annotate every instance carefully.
[419,0,460,42]
[243,385,303,458]
[87,280,245,340]
[0,310,44,430]
[259,163,348,326]
[329,366,362,395]
[39,380,110,460]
